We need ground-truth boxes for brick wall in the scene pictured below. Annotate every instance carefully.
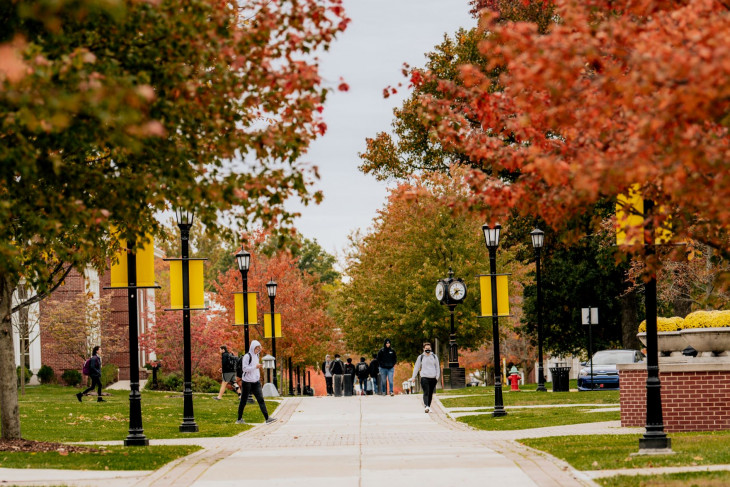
[620,366,730,432]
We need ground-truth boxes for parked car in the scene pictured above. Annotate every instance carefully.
[577,349,644,391]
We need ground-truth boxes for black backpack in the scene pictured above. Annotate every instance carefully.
[236,352,251,377]
[356,362,369,376]
[226,353,237,372]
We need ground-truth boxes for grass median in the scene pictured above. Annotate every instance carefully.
[17,385,279,441]
[520,432,730,471]
[457,407,620,431]
[438,389,619,408]
[596,471,730,487]
[0,445,200,470]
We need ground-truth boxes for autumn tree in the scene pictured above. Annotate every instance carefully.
[0,0,348,439]
[415,0,730,257]
[336,170,526,363]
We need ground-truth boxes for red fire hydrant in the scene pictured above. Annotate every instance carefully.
[509,366,520,391]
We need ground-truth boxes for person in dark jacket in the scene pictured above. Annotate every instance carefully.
[377,339,397,395]
[344,358,356,395]
[368,352,380,394]
[215,345,240,400]
[77,346,104,402]
[355,357,370,395]
[330,354,344,396]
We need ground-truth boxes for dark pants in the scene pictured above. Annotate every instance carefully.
[238,381,269,421]
[325,376,333,395]
[421,377,438,407]
[81,376,102,398]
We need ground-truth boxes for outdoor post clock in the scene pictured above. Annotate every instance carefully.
[435,268,467,306]
[435,267,467,383]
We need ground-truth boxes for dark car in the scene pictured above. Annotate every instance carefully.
[577,349,644,391]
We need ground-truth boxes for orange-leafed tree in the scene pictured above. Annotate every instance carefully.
[413,0,730,258]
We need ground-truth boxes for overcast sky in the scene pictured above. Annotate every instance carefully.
[287,0,474,258]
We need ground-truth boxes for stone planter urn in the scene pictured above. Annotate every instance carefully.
[681,328,730,357]
[637,331,689,357]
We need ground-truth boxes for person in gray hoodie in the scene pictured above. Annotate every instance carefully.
[411,342,440,413]
[236,340,277,424]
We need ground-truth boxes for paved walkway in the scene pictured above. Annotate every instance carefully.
[2,395,611,487]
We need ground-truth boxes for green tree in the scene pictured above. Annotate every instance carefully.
[337,171,522,362]
[294,238,340,285]
[0,0,348,439]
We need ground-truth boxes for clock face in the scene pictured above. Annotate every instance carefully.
[448,280,466,301]
[435,281,445,301]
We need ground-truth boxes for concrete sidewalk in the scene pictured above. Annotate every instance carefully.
[1,395,601,487]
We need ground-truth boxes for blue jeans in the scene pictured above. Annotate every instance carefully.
[379,367,394,394]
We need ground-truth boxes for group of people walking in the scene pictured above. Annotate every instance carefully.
[321,338,400,396]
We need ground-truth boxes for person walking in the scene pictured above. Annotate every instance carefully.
[411,342,440,413]
[76,346,104,402]
[215,346,240,400]
[377,338,397,395]
[355,357,370,395]
[321,354,333,396]
[236,340,277,425]
[344,358,356,395]
[368,352,379,395]
[330,354,344,396]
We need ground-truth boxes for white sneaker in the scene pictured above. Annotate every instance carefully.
[265,417,278,424]
[425,406,430,413]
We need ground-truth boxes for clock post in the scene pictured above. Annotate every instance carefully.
[436,267,467,389]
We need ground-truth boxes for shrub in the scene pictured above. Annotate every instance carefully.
[193,374,220,393]
[101,364,119,387]
[638,316,684,333]
[16,366,31,386]
[62,369,82,387]
[37,365,55,384]
[156,372,184,392]
[681,310,730,329]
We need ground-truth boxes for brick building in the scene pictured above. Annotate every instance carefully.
[12,265,156,383]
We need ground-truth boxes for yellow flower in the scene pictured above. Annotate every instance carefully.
[680,310,730,329]
[638,317,683,333]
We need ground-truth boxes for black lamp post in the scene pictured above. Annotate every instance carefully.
[266,279,278,390]
[639,199,671,451]
[176,208,198,433]
[531,228,547,392]
[235,250,251,352]
[482,223,506,417]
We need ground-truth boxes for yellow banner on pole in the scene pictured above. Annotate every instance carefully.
[479,275,510,317]
[168,260,205,309]
[264,313,282,338]
[234,293,258,325]
[616,185,673,245]
[110,234,156,288]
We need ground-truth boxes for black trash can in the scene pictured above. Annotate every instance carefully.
[344,374,353,396]
[549,364,571,392]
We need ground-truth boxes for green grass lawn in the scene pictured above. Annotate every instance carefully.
[596,471,730,487]
[520,432,730,471]
[437,379,581,396]
[457,407,620,431]
[17,385,279,442]
[0,445,200,470]
[439,389,619,408]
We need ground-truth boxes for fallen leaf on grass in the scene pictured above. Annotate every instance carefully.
[58,450,68,456]
[694,456,704,461]
[624,457,633,462]
[592,461,599,467]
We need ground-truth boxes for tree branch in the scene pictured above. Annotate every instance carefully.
[12,264,74,314]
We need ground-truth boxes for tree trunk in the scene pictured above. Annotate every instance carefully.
[0,272,21,439]
[620,288,642,350]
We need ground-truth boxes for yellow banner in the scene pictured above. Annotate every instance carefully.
[169,260,205,309]
[616,185,673,245]
[479,275,510,317]
[263,313,282,338]
[616,184,644,246]
[234,292,258,325]
[110,234,156,288]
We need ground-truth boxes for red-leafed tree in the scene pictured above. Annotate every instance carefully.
[413,0,730,259]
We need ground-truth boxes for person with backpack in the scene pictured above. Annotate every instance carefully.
[321,354,333,396]
[330,354,344,396]
[355,357,370,395]
[215,346,240,400]
[411,342,440,413]
[377,338,397,396]
[368,352,379,396]
[76,346,104,402]
[236,340,277,425]
[344,358,356,395]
